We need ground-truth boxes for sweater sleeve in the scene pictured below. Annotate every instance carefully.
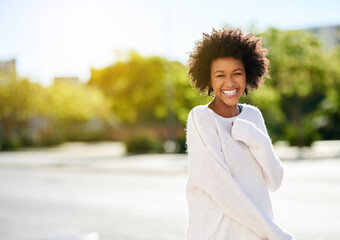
[187,109,292,240]
[231,115,284,192]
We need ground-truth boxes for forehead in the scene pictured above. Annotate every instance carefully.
[211,57,244,72]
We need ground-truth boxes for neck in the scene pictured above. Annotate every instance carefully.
[209,98,239,118]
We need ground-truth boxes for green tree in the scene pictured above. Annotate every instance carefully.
[0,76,111,149]
[314,46,340,140]
[245,28,334,146]
[39,82,112,143]
[0,78,46,148]
[88,51,209,125]
[44,82,111,122]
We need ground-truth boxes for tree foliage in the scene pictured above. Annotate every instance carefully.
[243,28,339,146]
[0,78,43,146]
[0,77,111,149]
[44,82,111,122]
[1,28,339,149]
[88,51,210,124]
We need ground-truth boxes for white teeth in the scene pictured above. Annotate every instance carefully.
[222,89,237,95]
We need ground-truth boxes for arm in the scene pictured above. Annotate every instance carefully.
[187,109,291,240]
[231,116,284,192]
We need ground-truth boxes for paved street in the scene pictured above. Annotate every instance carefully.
[0,142,340,240]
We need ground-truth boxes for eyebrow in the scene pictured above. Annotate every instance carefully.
[213,68,243,74]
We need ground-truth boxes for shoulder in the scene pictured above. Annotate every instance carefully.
[241,103,264,121]
[189,104,209,116]
[241,104,267,133]
[188,105,216,127]
[187,105,218,136]
[242,103,262,116]
[187,105,221,148]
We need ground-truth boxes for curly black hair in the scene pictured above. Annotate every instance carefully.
[187,28,269,95]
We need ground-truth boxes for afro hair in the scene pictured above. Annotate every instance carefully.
[187,28,270,95]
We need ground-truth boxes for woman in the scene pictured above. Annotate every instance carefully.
[185,28,292,240]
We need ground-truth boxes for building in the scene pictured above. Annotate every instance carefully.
[0,59,16,84]
[305,25,340,51]
[54,76,81,85]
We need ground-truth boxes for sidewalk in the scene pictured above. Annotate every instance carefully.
[0,142,188,174]
[0,140,339,173]
[273,140,340,160]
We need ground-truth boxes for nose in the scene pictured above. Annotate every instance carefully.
[224,75,235,87]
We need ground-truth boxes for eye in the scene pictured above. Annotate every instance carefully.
[216,74,224,78]
[234,72,242,76]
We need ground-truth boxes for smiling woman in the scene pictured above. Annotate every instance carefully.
[185,28,292,240]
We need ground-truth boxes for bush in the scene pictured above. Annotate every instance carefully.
[174,135,187,153]
[1,138,22,151]
[124,135,163,154]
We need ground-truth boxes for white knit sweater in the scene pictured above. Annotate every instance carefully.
[186,103,292,240]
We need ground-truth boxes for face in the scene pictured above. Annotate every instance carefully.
[210,57,246,109]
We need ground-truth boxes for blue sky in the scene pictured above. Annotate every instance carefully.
[0,0,339,86]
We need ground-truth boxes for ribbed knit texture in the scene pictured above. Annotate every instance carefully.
[186,103,292,240]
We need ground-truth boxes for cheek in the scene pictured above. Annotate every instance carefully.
[240,77,246,87]
[210,78,218,88]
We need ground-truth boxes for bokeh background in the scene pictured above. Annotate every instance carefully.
[0,0,340,240]
[1,0,339,150]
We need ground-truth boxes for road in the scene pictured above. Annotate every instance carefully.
[0,142,340,240]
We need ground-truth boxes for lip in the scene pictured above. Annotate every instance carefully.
[221,88,238,97]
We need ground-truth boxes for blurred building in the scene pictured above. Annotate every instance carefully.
[0,59,16,84]
[54,76,81,85]
[305,25,340,50]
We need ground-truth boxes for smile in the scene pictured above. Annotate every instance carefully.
[222,89,237,95]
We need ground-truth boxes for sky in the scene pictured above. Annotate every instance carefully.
[0,0,340,86]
